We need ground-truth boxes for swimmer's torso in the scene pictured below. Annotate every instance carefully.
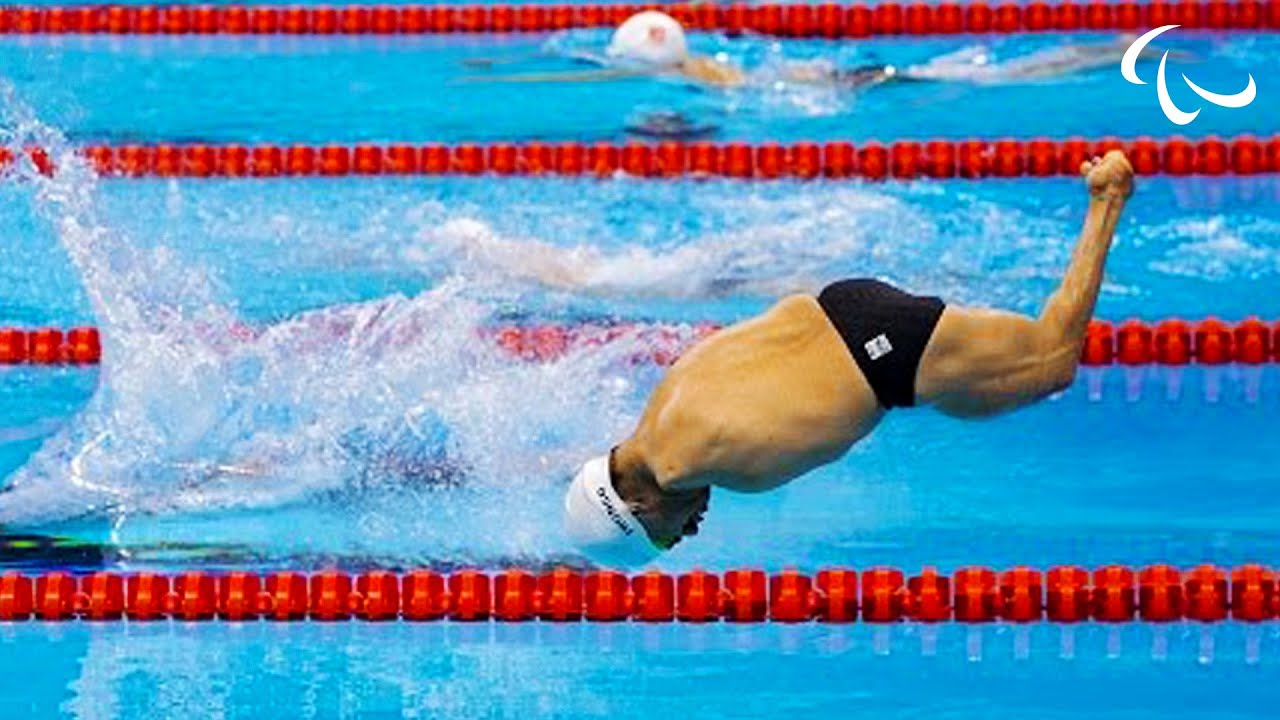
[626,295,882,493]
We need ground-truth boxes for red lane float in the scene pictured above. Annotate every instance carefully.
[0,565,1268,623]
[4,137,1278,181]
[815,568,859,622]
[1092,565,1135,622]
[1000,567,1043,622]
[0,2,1273,36]
[1077,317,1277,366]
[218,572,263,620]
[584,570,630,621]
[632,571,674,621]
[0,327,101,365]
[2,319,1277,368]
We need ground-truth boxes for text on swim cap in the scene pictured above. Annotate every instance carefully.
[596,486,635,536]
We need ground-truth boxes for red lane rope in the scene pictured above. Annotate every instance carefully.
[1,318,1277,367]
[1,565,1274,622]
[4,136,1278,180]
[0,2,1274,37]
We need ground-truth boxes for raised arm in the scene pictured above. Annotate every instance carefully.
[1039,151,1133,354]
[917,150,1134,417]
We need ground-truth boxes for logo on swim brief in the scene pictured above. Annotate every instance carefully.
[865,334,893,361]
[1122,25,1256,126]
[595,486,635,535]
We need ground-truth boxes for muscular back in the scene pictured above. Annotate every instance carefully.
[625,295,882,493]
[614,153,1131,502]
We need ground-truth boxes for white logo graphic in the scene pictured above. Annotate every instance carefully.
[865,334,893,361]
[1122,25,1256,126]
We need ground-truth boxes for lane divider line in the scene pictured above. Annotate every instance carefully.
[0,2,1274,38]
[3,136,1278,180]
[0,318,1276,367]
[0,565,1273,623]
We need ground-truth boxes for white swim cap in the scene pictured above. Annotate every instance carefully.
[563,455,662,568]
[606,11,688,68]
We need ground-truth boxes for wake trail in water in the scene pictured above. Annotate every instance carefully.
[1144,216,1280,281]
[0,87,650,559]
[397,184,1074,312]
[403,194,916,300]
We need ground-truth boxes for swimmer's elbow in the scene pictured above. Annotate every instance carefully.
[1048,361,1077,395]
[1019,321,1080,398]
[1040,345,1080,395]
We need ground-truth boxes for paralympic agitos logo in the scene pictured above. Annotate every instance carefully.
[1122,25,1256,126]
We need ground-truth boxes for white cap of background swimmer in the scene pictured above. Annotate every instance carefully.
[606,11,689,68]
[563,454,662,568]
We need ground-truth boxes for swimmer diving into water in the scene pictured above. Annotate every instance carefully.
[473,11,1163,92]
[562,150,1134,566]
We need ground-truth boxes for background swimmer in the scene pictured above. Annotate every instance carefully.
[466,11,1167,91]
[466,11,901,91]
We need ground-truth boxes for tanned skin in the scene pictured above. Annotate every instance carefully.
[611,151,1135,548]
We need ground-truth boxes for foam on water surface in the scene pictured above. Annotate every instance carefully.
[0,87,664,565]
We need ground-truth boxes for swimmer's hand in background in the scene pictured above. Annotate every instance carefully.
[1080,150,1134,202]
[460,49,608,70]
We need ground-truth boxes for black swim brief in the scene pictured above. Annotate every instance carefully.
[816,278,945,409]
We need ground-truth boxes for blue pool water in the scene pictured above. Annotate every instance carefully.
[0,30,1274,142]
[2,12,1280,718]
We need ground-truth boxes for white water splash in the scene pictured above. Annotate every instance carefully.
[0,82,1093,562]
[0,88,650,561]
